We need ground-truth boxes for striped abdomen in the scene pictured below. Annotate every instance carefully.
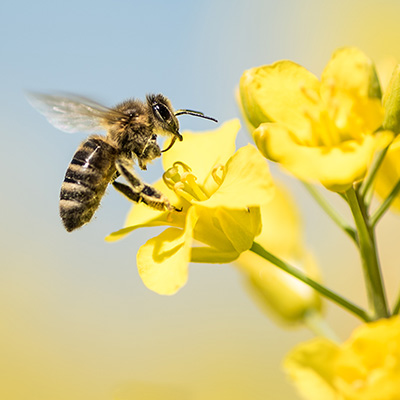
[60,136,118,232]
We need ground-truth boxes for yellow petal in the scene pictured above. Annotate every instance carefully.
[106,221,172,242]
[215,207,262,254]
[196,144,274,209]
[254,122,393,192]
[136,207,198,295]
[191,246,240,263]
[240,60,321,141]
[320,48,384,136]
[191,206,261,258]
[191,207,239,252]
[162,119,240,189]
[321,47,382,100]
[283,338,340,400]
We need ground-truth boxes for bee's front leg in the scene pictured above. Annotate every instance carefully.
[114,159,178,211]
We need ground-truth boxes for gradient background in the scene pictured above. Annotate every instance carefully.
[2,0,400,399]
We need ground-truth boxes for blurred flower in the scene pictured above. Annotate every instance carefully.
[372,64,400,213]
[374,135,400,211]
[235,182,321,325]
[284,316,400,400]
[239,47,393,192]
[383,64,400,134]
[107,120,274,295]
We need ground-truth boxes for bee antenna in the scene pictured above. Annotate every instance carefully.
[175,109,218,123]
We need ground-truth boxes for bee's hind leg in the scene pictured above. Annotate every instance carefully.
[113,159,177,211]
[112,181,141,203]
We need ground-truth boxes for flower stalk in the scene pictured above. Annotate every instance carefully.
[359,146,390,201]
[250,242,372,322]
[345,188,389,319]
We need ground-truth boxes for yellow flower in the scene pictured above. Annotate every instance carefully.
[239,47,393,192]
[106,119,275,295]
[374,135,400,211]
[236,183,322,325]
[284,316,400,400]
[369,64,400,212]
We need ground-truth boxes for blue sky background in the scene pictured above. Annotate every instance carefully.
[2,1,400,399]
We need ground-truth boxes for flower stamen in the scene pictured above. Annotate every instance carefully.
[302,108,323,146]
[302,107,340,147]
[211,164,225,186]
[163,162,193,189]
[300,84,343,147]
[174,182,196,203]
[173,161,192,172]
[320,109,341,145]
[164,163,209,203]
[181,172,209,201]
[163,168,180,189]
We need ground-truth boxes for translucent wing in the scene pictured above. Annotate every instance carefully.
[27,92,126,133]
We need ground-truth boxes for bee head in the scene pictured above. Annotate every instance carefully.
[147,94,182,140]
[147,94,218,153]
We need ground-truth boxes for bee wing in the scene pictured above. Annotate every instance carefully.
[27,92,125,133]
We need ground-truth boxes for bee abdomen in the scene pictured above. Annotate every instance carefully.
[60,137,118,232]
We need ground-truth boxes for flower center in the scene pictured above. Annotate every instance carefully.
[300,84,343,147]
[163,162,209,203]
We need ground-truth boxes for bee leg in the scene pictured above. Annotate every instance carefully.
[112,181,141,203]
[114,159,178,211]
[111,170,120,181]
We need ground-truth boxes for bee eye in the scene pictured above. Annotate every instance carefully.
[153,103,171,122]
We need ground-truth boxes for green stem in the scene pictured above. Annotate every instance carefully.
[393,291,400,315]
[303,182,357,243]
[346,188,389,319]
[370,179,400,227]
[250,242,372,322]
[359,147,389,202]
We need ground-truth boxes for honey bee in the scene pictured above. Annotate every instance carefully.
[28,92,217,232]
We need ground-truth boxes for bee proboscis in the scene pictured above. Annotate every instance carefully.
[28,92,217,232]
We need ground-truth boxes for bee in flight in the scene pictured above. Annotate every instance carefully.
[28,92,217,232]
